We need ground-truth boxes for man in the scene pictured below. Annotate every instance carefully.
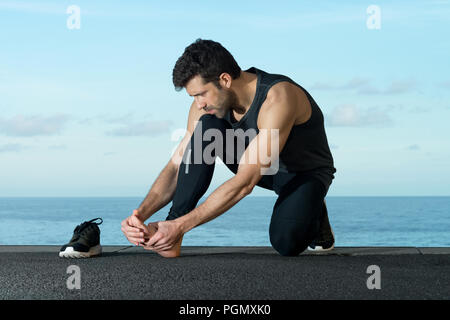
[121,39,336,257]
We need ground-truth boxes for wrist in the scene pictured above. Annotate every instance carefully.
[174,214,194,234]
[135,208,148,222]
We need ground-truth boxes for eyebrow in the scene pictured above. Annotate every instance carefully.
[189,90,207,97]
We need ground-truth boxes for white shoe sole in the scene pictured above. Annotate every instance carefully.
[59,244,102,258]
[308,228,335,252]
[308,243,335,252]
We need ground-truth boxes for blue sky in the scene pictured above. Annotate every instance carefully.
[1,0,449,197]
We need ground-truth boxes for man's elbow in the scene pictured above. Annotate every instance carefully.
[232,176,255,198]
[234,167,261,197]
[238,176,259,197]
[241,183,255,197]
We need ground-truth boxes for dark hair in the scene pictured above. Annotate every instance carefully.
[172,39,241,91]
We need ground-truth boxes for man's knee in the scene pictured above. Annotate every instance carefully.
[269,218,311,257]
[270,236,309,257]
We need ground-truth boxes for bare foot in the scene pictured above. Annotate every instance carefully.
[145,224,183,258]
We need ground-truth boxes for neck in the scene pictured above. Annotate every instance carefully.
[230,71,257,115]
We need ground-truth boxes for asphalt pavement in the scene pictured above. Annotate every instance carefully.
[0,246,449,300]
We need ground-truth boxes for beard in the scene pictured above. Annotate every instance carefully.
[208,88,241,119]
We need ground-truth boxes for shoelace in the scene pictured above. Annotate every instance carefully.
[73,217,103,235]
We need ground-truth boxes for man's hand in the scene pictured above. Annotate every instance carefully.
[121,210,150,246]
[143,220,184,252]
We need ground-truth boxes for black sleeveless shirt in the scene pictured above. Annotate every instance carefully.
[224,67,336,190]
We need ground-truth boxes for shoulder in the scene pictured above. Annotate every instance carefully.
[259,81,300,119]
[265,81,307,111]
[259,81,311,126]
[257,82,299,130]
[266,81,295,102]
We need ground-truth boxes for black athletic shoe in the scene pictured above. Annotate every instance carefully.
[59,218,103,258]
[308,201,335,252]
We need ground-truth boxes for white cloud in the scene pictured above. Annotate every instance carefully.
[78,113,135,126]
[0,143,28,153]
[310,77,371,91]
[384,79,417,94]
[310,77,417,95]
[326,104,393,127]
[106,120,173,137]
[0,114,71,137]
[79,113,173,137]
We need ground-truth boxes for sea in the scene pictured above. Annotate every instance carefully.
[0,196,449,247]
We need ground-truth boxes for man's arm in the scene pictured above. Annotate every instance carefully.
[135,160,179,221]
[135,101,207,222]
[174,84,298,234]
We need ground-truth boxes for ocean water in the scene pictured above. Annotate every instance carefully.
[0,196,449,247]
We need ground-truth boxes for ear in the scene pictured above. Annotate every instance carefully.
[218,72,233,89]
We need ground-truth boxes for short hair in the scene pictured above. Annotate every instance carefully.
[172,39,241,91]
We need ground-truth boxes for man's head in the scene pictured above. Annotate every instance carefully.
[172,39,241,118]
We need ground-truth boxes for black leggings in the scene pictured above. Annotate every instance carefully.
[166,114,328,256]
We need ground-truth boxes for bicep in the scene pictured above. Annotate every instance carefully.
[235,100,296,184]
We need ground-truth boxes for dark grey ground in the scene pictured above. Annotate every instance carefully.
[0,246,449,300]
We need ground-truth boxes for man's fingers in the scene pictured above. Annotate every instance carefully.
[121,211,149,246]
[122,228,147,240]
[122,225,146,236]
[122,224,142,232]
[122,215,147,234]
[124,232,145,241]
[152,244,170,251]
[146,232,164,247]
[130,215,148,231]
[150,239,168,250]
[128,237,144,244]
[121,225,148,244]
[143,243,170,252]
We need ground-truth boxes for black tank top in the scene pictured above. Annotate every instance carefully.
[224,67,336,190]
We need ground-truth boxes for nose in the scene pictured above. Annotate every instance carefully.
[195,97,207,110]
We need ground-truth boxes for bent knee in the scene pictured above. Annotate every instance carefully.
[269,219,311,257]
[270,237,309,257]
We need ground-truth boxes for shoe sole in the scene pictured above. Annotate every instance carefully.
[59,244,102,258]
[308,227,335,252]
